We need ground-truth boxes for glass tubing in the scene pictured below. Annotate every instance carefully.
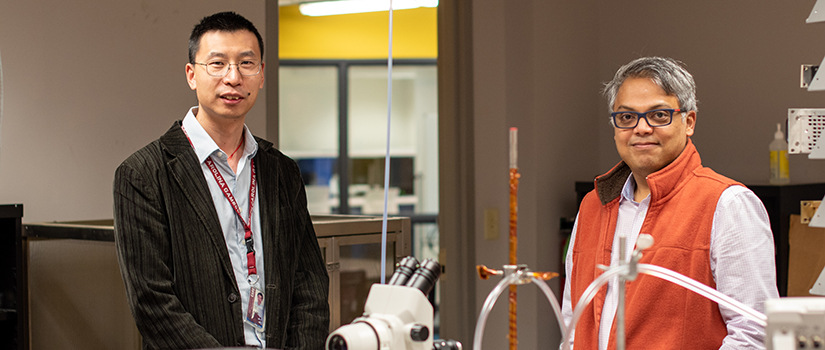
[472,263,767,350]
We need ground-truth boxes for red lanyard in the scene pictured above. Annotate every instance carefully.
[181,125,258,277]
[205,157,258,276]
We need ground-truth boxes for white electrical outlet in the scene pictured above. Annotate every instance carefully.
[483,208,499,240]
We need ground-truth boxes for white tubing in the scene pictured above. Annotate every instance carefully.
[531,276,568,339]
[562,265,625,350]
[472,274,567,350]
[637,264,767,326]
[473,274,518,350]
[561,264,767,350]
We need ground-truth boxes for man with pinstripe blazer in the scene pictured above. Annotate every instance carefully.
[113,12,329,349]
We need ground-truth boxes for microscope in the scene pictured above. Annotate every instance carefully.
[325,257,462,350]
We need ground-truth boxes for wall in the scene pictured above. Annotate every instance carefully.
[0,1,266,223]
[0,1,265,348]
[595,0,825,184]
[279,5,437,59]
[465,1,599,348]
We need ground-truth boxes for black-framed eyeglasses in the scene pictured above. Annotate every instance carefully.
[610,108,686,129]
[195,60,262,77]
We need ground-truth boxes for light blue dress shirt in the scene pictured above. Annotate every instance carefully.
[182,108,266,348]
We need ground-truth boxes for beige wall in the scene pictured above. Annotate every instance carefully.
[595,0,825,183]
[0,1,266,223]
[462,1,599,348]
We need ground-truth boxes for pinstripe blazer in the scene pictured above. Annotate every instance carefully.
[114,121,329,349]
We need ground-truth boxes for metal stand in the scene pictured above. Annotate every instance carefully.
[613,234,653,350]
[472,265,565,350]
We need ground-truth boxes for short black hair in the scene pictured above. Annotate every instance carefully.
[188,12,264,64]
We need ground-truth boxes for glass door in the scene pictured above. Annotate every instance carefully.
[279,65,339,214]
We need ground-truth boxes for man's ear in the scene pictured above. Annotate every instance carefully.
[685,110,696,137]
[186,63,197,90]
[258,62,265,90]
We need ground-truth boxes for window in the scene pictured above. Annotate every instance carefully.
[279,60,437,219]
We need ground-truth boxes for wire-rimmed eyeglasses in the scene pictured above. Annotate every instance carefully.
[610,108,686,129]
[194,60,262,77]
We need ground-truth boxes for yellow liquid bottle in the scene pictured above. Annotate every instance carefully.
[769,123,790,185]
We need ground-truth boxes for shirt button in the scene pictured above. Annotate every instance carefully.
[228,293,238,303]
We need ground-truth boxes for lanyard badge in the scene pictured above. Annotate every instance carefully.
[245,285,265,331]
[205,158,266,331]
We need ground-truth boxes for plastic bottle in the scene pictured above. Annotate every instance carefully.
[769,123,790,184]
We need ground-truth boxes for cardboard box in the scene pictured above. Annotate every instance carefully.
[787,214,825,296]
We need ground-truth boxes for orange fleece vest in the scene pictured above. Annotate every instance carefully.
[570,140,737,350]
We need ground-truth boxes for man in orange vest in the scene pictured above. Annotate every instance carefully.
[561,56,779,349]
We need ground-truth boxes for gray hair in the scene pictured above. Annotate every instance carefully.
[602,57,697,114]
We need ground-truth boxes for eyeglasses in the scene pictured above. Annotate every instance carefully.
[194,60,262,77]
[610,108,686,129]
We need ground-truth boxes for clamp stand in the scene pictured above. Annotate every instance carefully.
[472,264,565,350]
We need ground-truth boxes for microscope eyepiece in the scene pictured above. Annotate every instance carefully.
[326,256,448,350]
[389,256,419,286]
[405,258,441,296]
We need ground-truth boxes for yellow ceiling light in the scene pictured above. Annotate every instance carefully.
[299,0,438,17]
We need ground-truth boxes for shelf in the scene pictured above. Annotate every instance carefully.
[25,220,115,242]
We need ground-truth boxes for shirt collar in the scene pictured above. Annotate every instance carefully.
[240,124,258,160]
[182,107,258,164]
[620,173,649,205]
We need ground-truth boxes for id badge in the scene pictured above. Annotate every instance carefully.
[245,285,265,330]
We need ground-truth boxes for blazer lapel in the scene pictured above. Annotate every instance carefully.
[160,122,236,282]
[255,139,281,279]
[255,140,290,337]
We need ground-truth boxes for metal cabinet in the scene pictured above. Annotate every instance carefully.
[312,215,411,330]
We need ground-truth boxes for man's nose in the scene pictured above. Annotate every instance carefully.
[634,116,654,133]
[222,65,243,84]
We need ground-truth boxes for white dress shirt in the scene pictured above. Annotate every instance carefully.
[182,108,266,348]
[562,174,778,350]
